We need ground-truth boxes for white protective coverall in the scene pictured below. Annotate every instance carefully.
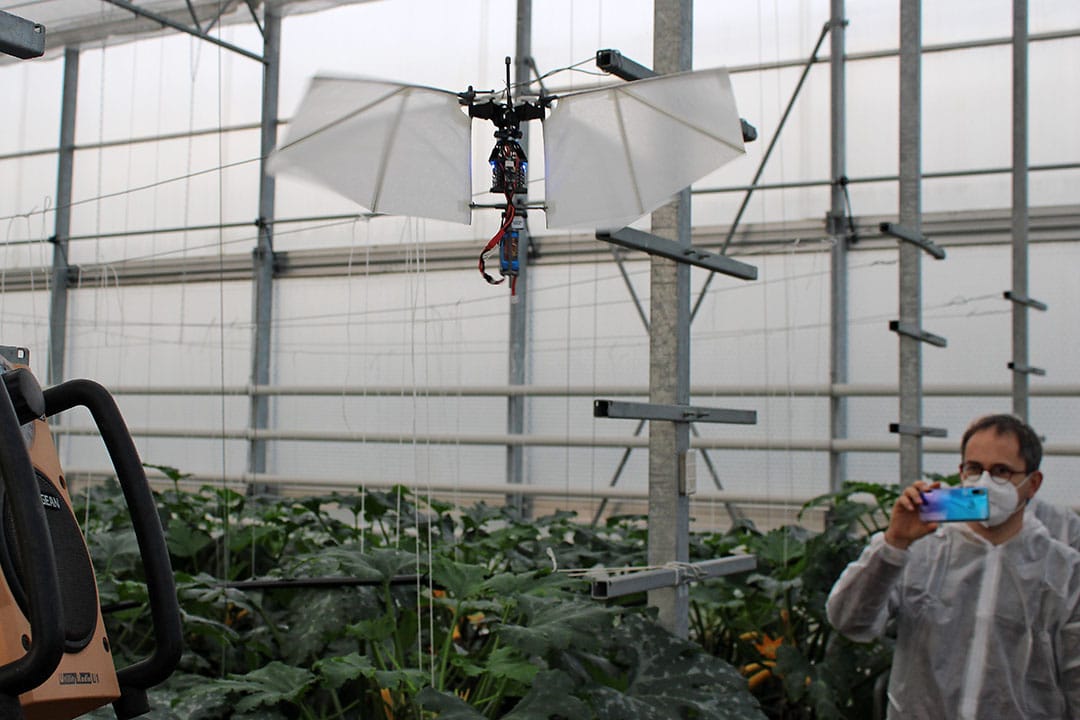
[826,518,1080,719]
[1031,496,1080,550]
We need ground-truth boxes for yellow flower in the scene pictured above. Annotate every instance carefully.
[379,688,394,720]
[747,668,772,691]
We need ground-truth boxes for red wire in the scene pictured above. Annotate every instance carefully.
[478,188,517,286]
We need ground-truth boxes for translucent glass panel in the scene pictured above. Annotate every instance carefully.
[0,58,63,154]
[0,291,50,358]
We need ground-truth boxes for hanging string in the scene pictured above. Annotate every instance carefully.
[360,230,371,555]
[141,38,166,467]
[752,0,772,533]
[419,225,436,683]
[209,2,231,676]
[772,0,799,539]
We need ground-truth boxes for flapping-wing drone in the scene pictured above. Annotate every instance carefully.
[268,57,746,293]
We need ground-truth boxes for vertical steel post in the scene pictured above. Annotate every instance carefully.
[48,47,79,387]
[649,0,692,638]
[828,0,848,492]
[898,0,923,483]
[1011,0,1030,419]
[505,0,532,516]
[247,8,280,486]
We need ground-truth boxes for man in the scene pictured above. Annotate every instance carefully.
[826,414,1080,719]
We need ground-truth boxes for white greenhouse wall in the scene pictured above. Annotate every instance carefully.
[0,0,1077,523]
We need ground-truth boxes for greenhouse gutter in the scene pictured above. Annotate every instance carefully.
[51,426,1080,456]
[60,468,833,506]
[91,382,1080,397]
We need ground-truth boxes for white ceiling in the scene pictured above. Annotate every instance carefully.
[1,0,376,63]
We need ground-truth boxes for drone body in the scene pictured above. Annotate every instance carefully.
[268,59,746,289]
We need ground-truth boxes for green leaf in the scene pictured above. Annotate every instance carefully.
[432,556,490,599]
[498,596,612,656]
[416,687,487,719]
[606,615,766,720]
[586,686,673,720]
[166,519,214,558]
[775,643,812,703]
[215,661,315,713]
[373,667,429,691]
[502,669,590,720]
[346,612,397,642]
[484,646,539,684]
[144,462,193,483]
[313,652,376,689]
[166,679,234,719]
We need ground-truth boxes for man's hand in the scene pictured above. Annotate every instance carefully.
[883,480,941,550]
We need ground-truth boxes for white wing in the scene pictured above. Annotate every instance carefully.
[542,67,745,230]
[268,76,473,225]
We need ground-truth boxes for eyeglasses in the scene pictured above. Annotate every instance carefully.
[959,461,1028,485]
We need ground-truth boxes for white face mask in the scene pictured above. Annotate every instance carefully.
[963,471,1031,528]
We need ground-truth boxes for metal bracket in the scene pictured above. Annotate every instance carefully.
[889,423,947,438]
[1008,362,1046,377]
[596,228,758,281]
[594,399,757,425]
[889,321,947,348]
[1003,291,1047,311]
[591,555,756,599]
[825,210,848,237]
[595,48,656,81]
[879,222,946,260]
[0,9,45,59]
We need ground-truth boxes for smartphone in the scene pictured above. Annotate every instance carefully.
[917,486,990,523]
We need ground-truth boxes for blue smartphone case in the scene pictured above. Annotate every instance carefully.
[918,486,990,523]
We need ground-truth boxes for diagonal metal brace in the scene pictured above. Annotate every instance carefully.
[889,321,947,348]
[880,222,945,260]
[591,556,756,599]
[594,400,756,425]
[597,228,758,281]
[889,423,947,438]
[1008,362,1046,377]
[1003,291,1047,311]
[98,0,265,63]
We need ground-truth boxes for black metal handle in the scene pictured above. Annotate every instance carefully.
[42,380,181,703]
[0,378,63,700]
[1,369,45,425]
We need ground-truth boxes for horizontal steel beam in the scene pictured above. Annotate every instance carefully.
[0,9,45,59]
[593,399,756,424]
[65,466,828,506]
[89,382,1080,398]
[880,222,946,259]
[590,556,757,599]
[1003,291,1047,311]
[595,48,656,80]
[889,320,947,348]
[889,423,948,438]
[726,28,1080,75]
[50,425,1080,455]
[1008,362,1046,377]
[0,206,1076,290]
[596,228,758,280]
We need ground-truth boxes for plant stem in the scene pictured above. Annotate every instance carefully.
[435,602,462,692]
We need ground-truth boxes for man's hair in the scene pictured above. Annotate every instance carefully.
[961,414,1042,472]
